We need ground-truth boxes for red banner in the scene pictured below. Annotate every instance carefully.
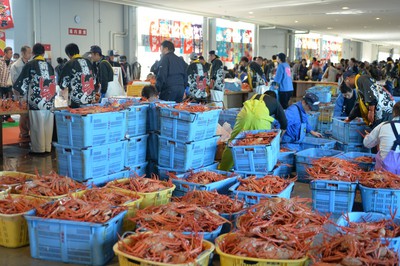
[0,30,5,56]
[0,0,14,29]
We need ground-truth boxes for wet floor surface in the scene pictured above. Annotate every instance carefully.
[0,143,355,266]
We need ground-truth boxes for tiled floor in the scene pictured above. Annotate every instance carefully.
[0,143,319,266]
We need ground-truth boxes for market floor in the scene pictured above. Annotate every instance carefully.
[0,143,338,266]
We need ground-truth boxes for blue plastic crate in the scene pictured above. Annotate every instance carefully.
[85,170,130,188]
[273,164,293,177]
[147,101,175,132]
[301,136,336,150]
[109,141,128,174]
[337,152,375,171]
[55,141,127,182]
[128,161,148,177]
[220,210,246,234]
[158,135,218,171]
[230,129,280,172]
[310,180,357,213]
[332,117,368,144]
[157,162,219,181]
[126,104,148,138]
[125,134,148,167]
[147,132,158,161]
[25,210,126,266]
[295,148,343,183]
[359,185,400,217]
[218,108,241,127]
[55,110,126,148]
[100,96,142,106]
[307,111,320,131]
[336,212,400,251]
[229,181,294,205]
[318,121,333,133]
[181,225,222,242]
[278,150,295,166]
[172,170,239,196]
[224,81,242,92]
[159,106,221,142]
[307,86,332,103]
[335,141,371,153]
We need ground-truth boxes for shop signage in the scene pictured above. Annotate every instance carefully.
[68,28,87,36]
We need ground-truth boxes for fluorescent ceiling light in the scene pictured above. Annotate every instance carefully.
[326,10,364,15]
[342,7,349,10]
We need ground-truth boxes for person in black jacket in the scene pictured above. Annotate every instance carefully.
[89,45,113,98]
[59,43,96,108]
[155,40,187,103]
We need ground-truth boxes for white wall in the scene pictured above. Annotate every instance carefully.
[342,39,362,60]
[258,28,288,59]
[9,0,126,66]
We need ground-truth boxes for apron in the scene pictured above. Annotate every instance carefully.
[281,104,306,151]
[375,121,400,174]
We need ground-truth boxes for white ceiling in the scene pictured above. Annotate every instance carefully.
[103,0,400,47]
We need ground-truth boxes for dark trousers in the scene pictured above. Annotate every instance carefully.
[279,91,293,109]
[0,86,12,120]
[159,87,185,103]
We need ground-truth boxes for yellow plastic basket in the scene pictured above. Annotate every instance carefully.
[0,195,47,248]
[127,82,151,97]
[215,234,309,266]
[0,171,37,193]
[73,188,143,232]
[108,178,175,209]
[113,234,215,266]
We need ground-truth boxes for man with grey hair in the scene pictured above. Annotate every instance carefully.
[0,46,14,122]
[10,45,32,139]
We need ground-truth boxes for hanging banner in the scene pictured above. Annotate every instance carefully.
[0,0,14,29]
[0,30,5,56]
[216,26,253,64]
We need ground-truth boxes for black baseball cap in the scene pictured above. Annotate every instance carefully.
[343,70,356,80]
[303,92,320,111]
[209,50,219,58]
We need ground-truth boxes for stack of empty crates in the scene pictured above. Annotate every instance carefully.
[317,104,335,135]
[332,117,370,152]
[124,102,149,177]
[54,107,129,185]
[157,104,221,180]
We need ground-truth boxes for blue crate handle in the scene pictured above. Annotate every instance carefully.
[160,108,199,123]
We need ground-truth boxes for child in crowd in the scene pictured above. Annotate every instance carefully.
[141,85,159,102]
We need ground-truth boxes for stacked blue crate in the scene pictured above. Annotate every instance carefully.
[157,104,221,180]
[54,109,129,184]
[307,111,320,131]
[332,117,371,153]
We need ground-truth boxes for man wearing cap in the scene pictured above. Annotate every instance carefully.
[208,50,225,106]
[239,56,267,93]
[89,45,114,98]
[343,70,394,128]
[156,40,187,102]
[186,52,208,102]
[119,55,132,86]
[274,53,294,109]
[107,50,120,67]
[281,92,323,150]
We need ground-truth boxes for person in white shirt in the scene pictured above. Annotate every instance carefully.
[10,45,32,139]
[364,101,400,174]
